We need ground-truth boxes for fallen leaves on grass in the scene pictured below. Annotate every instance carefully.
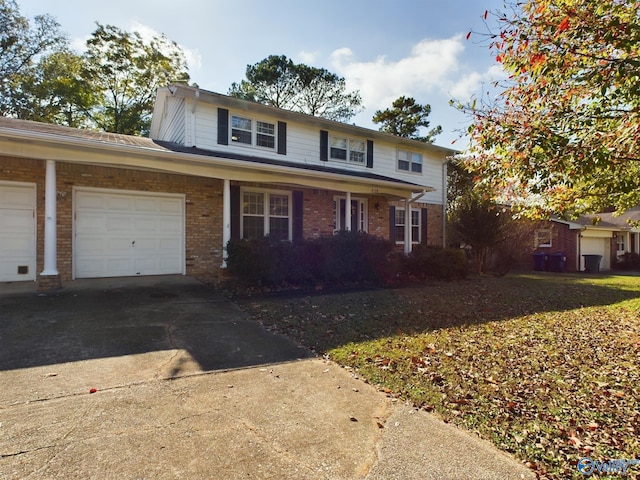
[241,274,640,480]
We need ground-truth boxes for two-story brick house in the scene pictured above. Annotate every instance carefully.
[0,84,455,289]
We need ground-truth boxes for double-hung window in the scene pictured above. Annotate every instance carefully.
[231,115,276,150]
[330,135,366,164]
[241,189,291,240]
[397,149,423,173]
[395,208,421,243]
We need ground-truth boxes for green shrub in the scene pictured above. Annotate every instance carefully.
[406,245,470,280]
[225,232,395,288]
[615,252,640,271]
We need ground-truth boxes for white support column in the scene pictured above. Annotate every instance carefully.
[404,198,412,255]
[221,179,231,268]
[345,191,352,231]
[41,160,58,276]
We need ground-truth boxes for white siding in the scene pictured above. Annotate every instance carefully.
[156,98,448,202]
[157,96,186,145]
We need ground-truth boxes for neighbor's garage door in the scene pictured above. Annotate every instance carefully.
[74,188,184,278]
[581,236,611,270]
[0,182,36,282]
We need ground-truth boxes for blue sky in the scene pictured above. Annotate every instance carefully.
[20,0,506,148]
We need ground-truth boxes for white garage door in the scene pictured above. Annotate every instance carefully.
[0,182,36,282]
[581,236,610,270]
[74,188,184,278]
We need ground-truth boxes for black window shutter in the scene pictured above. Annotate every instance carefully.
[421,208,428,244]
[230,185,240,240]
[366,140,374,168]
[320,130,328,161]
[293,191,304,242]
[389,206,396,242]
[218,108,229,145]
[277,121,287,155]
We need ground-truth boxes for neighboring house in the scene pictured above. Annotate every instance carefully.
[525,208,640,272]
[0,84,456,290]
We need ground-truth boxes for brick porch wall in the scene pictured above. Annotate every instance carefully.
[297,190,443,245]
[1,156,444,285]
[0,157,224,284]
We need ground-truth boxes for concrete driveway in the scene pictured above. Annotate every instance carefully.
[0,276,535,480]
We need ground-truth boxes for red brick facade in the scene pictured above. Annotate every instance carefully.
[1,156,445,287]
[1,157,223,284]
[518,220,579,272]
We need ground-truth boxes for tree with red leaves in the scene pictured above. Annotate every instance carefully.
[456,0,640,218]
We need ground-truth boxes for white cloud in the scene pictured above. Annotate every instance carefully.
[297,50,319,64]
[448,64,506,102]
[130,21,202,72]
[330,36,465,113]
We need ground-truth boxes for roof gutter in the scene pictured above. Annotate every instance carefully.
[0,127,430,198]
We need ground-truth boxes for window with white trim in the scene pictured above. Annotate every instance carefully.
[616,232,626,252]
[395,208,421,243]
[231,115,276,149]
[535,229,552,248]
[333,196,368,232]
[241,188,291,240]
[330,135,366,164]
[397,149,423,173]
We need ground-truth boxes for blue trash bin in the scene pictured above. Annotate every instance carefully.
[549,252,567,272]
[533,252,548,271]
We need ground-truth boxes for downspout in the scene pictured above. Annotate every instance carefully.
[442,158,449,247]
[577,227,586,271]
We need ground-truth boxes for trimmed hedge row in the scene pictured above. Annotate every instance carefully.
[614,252,640,271]
[225,232,469,288]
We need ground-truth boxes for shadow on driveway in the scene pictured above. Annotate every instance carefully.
[0,276,311,374]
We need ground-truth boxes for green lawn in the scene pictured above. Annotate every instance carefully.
[240,273,640,479]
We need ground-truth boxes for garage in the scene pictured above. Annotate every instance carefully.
[0,182,36,282]
[580,235,611,270]
[74,188,185,279]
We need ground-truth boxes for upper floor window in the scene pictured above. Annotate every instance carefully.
[397,149,422,173]
[231,115,276,149]
[330,135,366,164]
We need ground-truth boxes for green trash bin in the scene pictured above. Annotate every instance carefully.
[582,254,602,273]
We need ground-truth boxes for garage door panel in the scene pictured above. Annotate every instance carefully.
[0,185,36,208]
[0,184,36,282]
[133,237,157,252]
[107,196,135,212]
[76,213,105,232]
[105,215,133,231]
[158,218,182,233]
[75,189,184,279]
[133,217,159,232]
[159,238,181,251]
[76,192,110,211]
[1,208,34,231]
